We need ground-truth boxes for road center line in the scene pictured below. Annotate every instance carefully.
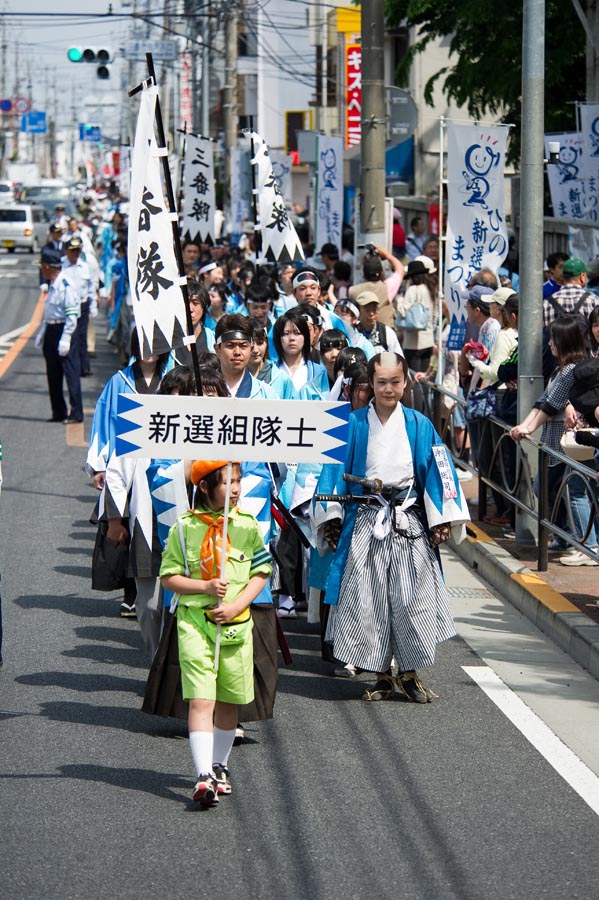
[463,665,599,816]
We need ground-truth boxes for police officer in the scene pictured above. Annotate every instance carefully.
[36,247,83,423]
[62,235,96,377]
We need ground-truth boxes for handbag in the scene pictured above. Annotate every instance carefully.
[91,520,129,591]
[398,302,429,331]
[465,385,497,421]
[559,429,595,462]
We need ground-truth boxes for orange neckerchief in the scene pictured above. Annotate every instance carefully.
[189,509,233,579]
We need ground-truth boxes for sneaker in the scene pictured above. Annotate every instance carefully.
[192,774,219,806]
[559,550,599,567]
[119,602,136,618]
[396,671,430,704]
[547,537,568,552]
[456,469,473,482]
[213,764,232,795]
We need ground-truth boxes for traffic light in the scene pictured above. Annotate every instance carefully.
[67,48,112,79]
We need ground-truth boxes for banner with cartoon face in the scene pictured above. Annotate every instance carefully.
[315,135,344,253]
[444,125,509,351]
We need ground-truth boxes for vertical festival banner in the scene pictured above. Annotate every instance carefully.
[444,125,509,351]
[578,104,599,222]
[128,84,187,358]
[315,134,343,251]
[545,132,586,221]
[345,43,362,149]
[269,149,294,203]
[247,131,304,264]
[180,134,216,245]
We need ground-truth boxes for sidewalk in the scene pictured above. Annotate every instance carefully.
[452,474,599,681]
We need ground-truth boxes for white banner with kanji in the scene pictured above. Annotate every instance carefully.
[545,131,586,222]
[315,134,343,251]
[269,149,294,203]
[247,131,304,264]
[180,133,216,245]
[444,124,509,351]
[578,104,599,223]
[127,84,188,358]
[115,395,349,464]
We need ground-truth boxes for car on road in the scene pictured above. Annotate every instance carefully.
[0,204,51,253]
[0,181,15,203]
[17,183,76,219]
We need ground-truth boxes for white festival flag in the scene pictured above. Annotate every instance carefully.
[315,134,344,251]
[545,132,586,221]
[230,147,251,234]
[115,395,350,465]
[269,149,294,203]
[127,84,188,359]
[444,125,509,351]
[180,134,216,245]
[246,131,304,264]
[578,104,599,222]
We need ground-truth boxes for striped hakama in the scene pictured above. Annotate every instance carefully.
[326,505,455,673]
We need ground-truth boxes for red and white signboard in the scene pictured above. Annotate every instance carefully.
[345,43,362,149]
[180,53,193,131]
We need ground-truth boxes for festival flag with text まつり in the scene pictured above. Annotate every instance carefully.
[127,83,188,359]
[444,124,509,351]
[246,131,304,265]
[180,133,216,246]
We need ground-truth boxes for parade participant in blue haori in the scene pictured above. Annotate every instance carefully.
[314,352,469,703]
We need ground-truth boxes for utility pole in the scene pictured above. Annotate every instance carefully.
[0,19,7,177]
[224,9,238,201]
[516,0,545,545]
[189,0,200,133]
[360,0,386,247]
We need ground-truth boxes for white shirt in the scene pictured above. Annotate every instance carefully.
[366,401,414,487]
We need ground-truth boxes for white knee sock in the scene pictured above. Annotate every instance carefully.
[189,730,213,777]
[212,726,236,767]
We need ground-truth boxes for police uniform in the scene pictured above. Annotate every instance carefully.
[41,260,83,422]
[62,239,95,376]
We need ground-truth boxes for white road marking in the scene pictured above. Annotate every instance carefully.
[463,665,599,817]
[0,258,20,266]
[0,325,27,342]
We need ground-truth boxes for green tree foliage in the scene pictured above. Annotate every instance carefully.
[385,0,586,162]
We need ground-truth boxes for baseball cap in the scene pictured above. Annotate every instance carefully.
[562,257,587,277]
[41,248,62,268]
[489,287,516,307]
[355,290,380,307]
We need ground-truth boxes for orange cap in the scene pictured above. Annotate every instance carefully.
[190,460,229,484]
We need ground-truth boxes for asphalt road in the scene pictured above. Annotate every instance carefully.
[2,262,599,900]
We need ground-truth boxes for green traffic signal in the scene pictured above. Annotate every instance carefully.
[67,47,83,62]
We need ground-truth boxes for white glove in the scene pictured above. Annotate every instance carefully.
[40,283,49,294]
[90,298,98,319]
[98,286,108,300]
[58,336,71,357]
[34,327,45,350]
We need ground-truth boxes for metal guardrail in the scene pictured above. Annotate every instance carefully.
[413,377,599,572]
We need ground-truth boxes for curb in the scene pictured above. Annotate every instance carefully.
[450,523,599,681]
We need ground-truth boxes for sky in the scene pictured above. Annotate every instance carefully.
[0,1,159,133]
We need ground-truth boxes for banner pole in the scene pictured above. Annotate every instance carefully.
[213,461,233,672]
[145,52,203,396]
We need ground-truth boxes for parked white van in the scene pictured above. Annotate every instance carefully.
[0,204,50,253]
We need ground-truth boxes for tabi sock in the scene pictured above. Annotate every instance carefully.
[189,730,214,777]
[213,726,236,767]
[278,593,295,609]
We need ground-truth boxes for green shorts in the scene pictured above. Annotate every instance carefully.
[176,604,255,705]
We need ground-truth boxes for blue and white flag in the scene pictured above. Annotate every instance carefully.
[115,395,349,465]
[127,84,188,358]
[444,124,509,351]
[247,131,304,265]
[578,104,599,223]
[180,133,216,245]
[315,134,343,251]
[545,131,587,221]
